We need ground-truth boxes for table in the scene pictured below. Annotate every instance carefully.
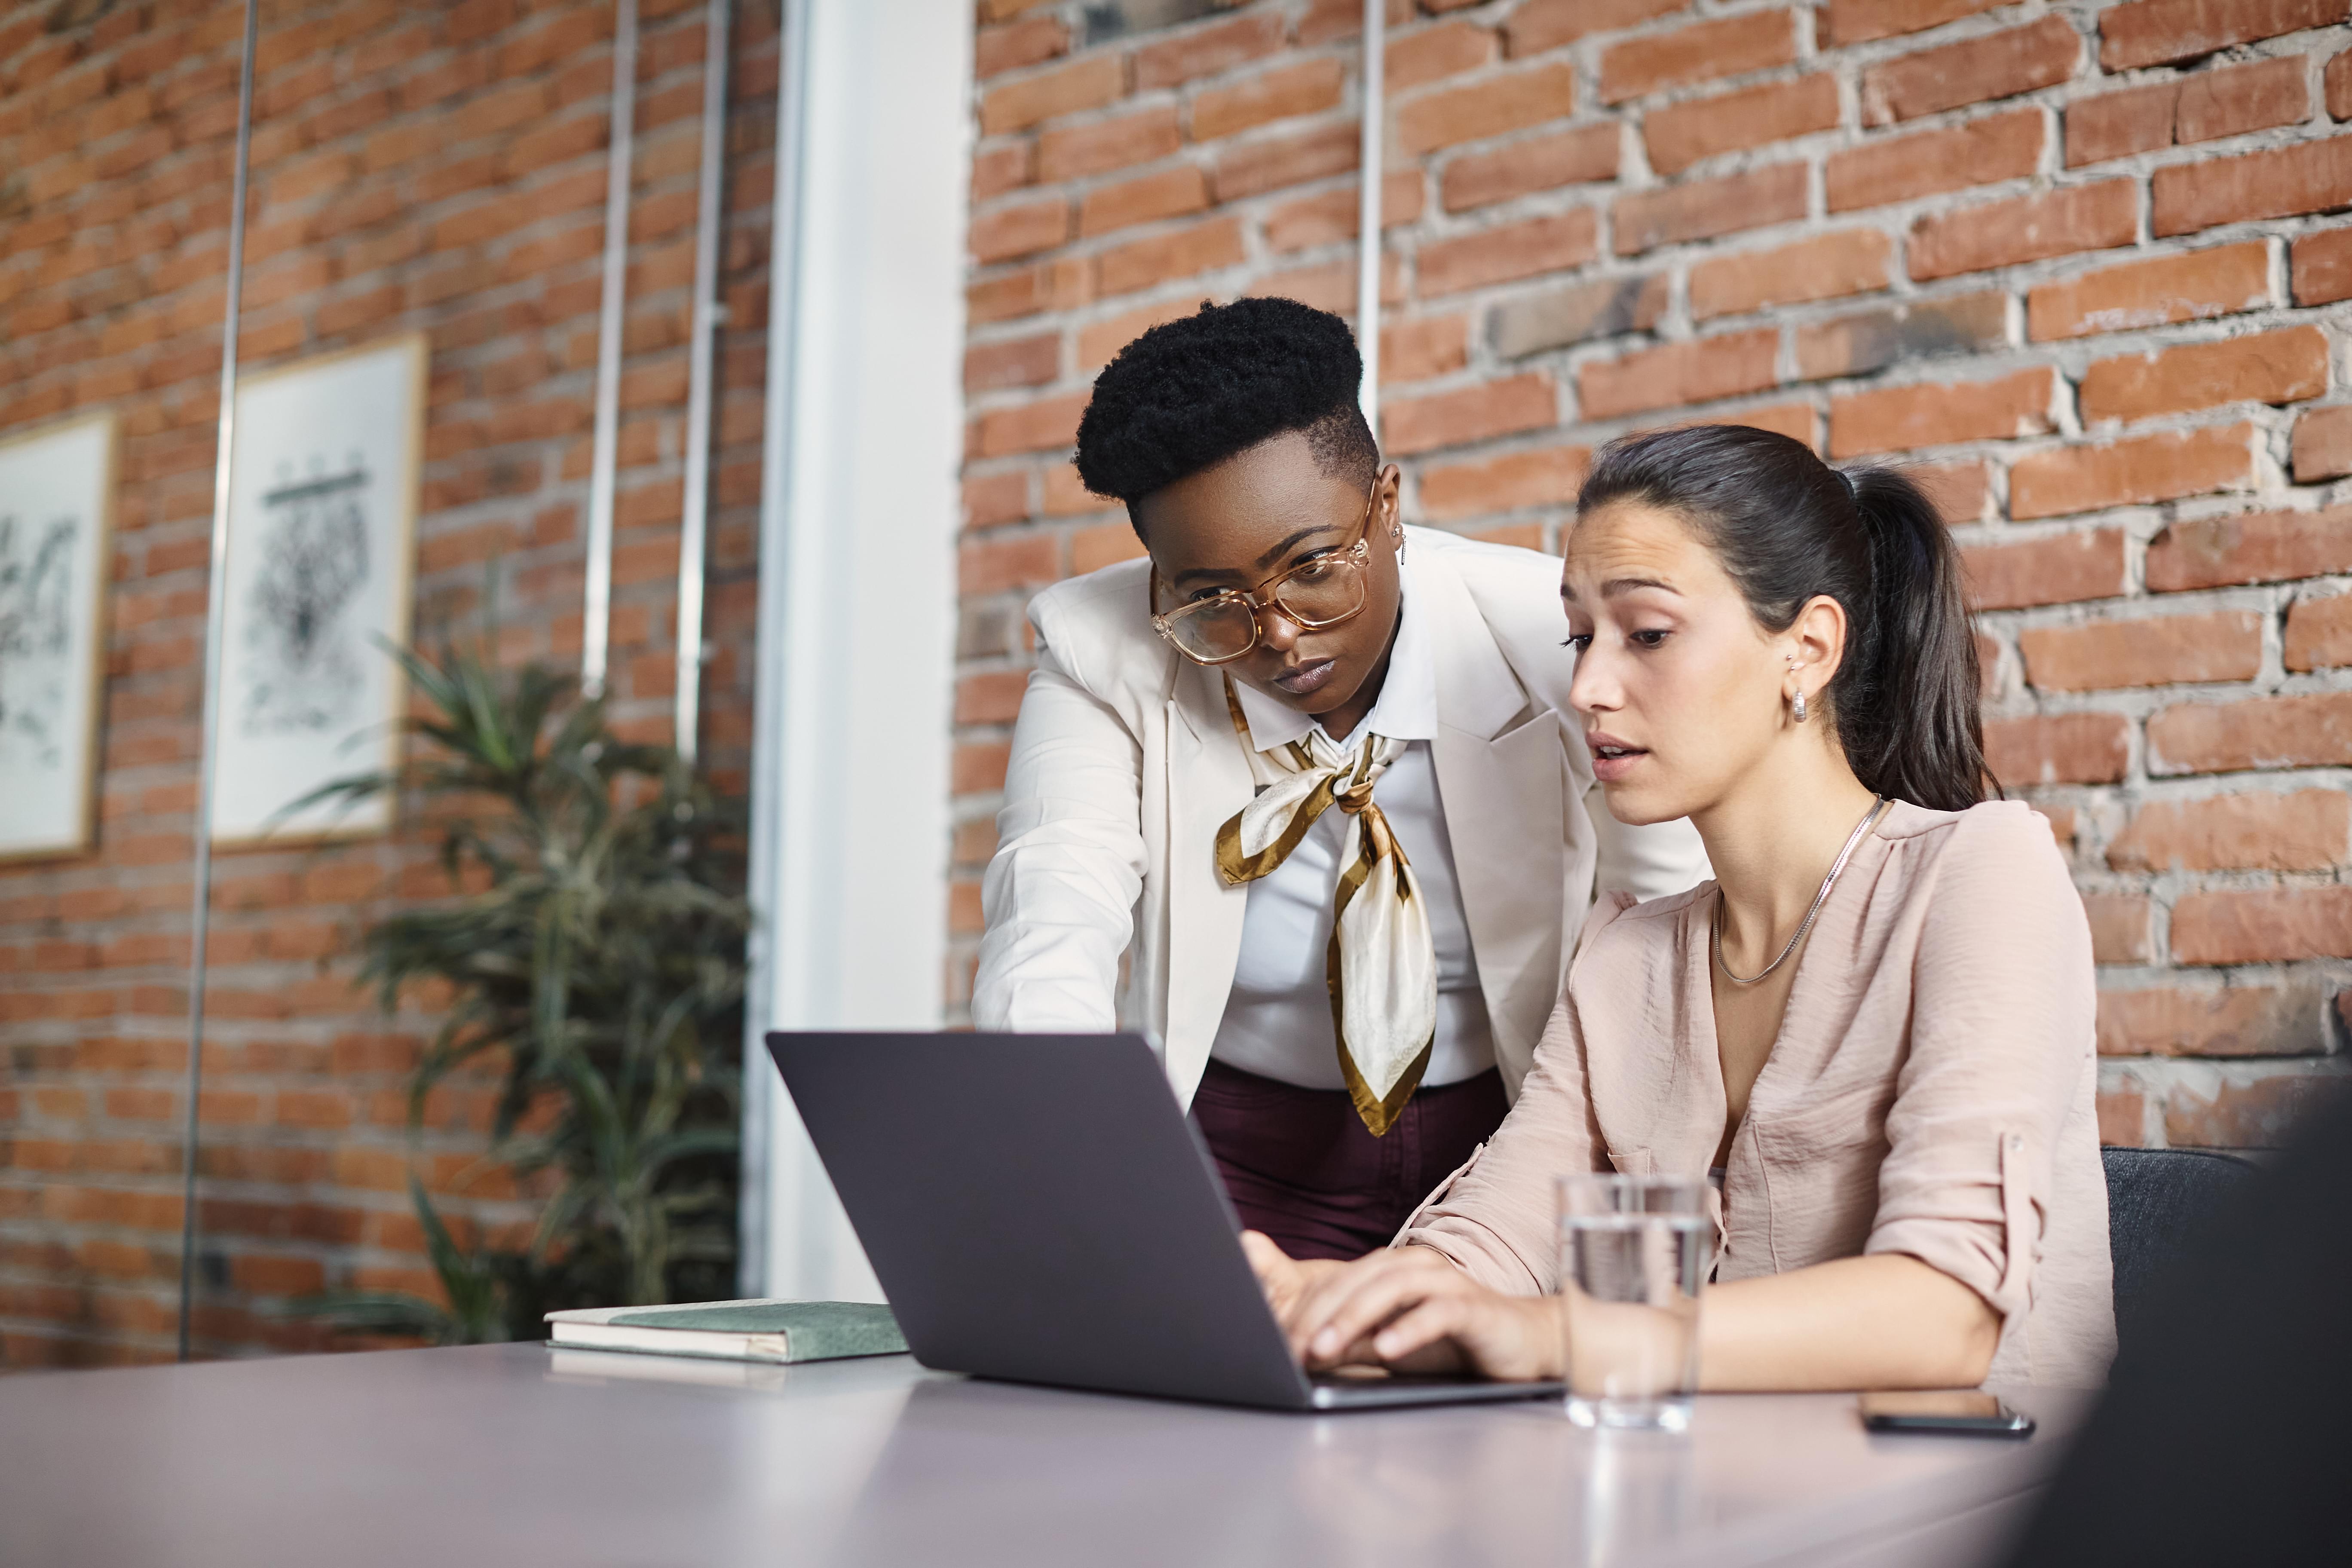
[0,1344,2084,1567]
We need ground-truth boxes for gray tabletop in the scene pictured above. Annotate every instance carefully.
[0,1344,2081,1568]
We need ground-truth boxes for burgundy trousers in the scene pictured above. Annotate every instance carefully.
[1189,1057,1509,1262]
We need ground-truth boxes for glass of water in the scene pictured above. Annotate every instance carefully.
[1556,1174,1712,1432]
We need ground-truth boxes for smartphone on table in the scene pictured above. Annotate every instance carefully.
[1858,1390,2035,1438]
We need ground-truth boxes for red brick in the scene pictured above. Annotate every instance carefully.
[1491,275,1669,359]
[1827,368,2055,460]
[2027,242,2271,342]
[964,332,1060,393]
[1038,106,1180,183]
[1823,0,2003,46]
[1381,314,1469,383]
[955,670,1032,726]
[2108,790,2350,872]
[1908,181,2137,282]
[2009,424,2255,520]
[2291,224,2352,304]
[1689,230,1890,322]
[1079,165,1210,238]
[1191,60,1344,143]
[1441,124,1618,211]
[1960,529,2130,611]
[975,15,1067,80]
[2148,503,2352,590]
[2097,1083,2148,1144]
[2070,57,2308,168]
[2020,610,2264,691]
[1826,109,2045,215]
[962,470,1031,530]
[1264,170,1423,251]
[1504,0,1682,57]
[972,141,1033,203]
[1863,17,2080,126]
[1132,13,1283,90]
[972,391,1090,459]
[1210,121,1357,202]
[1613,163,1807,256]
[2084,894,2156,965]
[1417,210,1598,297]
[1578,330,1779,421]
[2099,0,2345,71]
[1792,293,2008,383]
[2291,403,2352,481]
[2147,690,2352,773]
[979,55,1124,137]
[1599,12,1795,105]
[953,741,1013,795]
[959,532,1060,597]
[1095,214,1244,297]
[1387,20,1494,92]
[2079,327,2329,425]
[1665,403,1818,448]
[1645,74,1840,178]
[2165,1072,2340,1148]
[1418,443,1590,520]
[2172,888,2352,964]
[1382,373,1558,456]
[2286,590,2352,669]
[1983,712,2132,785]
[2098,985,2331,1057]
[2154,134,2352,237]
[1396,60,1577,156]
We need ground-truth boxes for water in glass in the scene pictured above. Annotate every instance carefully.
[1556,1175,1711,1432]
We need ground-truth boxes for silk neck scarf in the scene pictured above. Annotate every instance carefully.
[1215,681,1437,1136]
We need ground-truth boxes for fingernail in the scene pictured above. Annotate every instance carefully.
[1312,1329,1337,1356]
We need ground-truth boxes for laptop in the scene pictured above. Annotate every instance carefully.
[766,1029,1563,1412]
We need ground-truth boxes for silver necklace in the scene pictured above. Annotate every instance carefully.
[1713,796,1889,986]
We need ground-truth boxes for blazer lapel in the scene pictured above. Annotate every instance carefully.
[1161,660,1253,1097]
[1419,545,1568,1091]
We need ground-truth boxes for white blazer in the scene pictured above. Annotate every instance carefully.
[973,527,1711,1109]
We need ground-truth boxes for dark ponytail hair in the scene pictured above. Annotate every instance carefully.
[1574,424,1995,812]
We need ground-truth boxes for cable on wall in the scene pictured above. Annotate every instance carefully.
[673,0,732,764]
[178,0,260,1364]
[582,0,640,699]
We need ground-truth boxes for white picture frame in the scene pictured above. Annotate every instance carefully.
[0,411,119,863]
[210,334,425,846]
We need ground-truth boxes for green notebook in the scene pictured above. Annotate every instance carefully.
[544,1298,906,1364]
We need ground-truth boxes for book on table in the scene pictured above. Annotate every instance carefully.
[543,1298,906,1364]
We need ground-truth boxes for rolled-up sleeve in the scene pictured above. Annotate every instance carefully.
[1863,807,2097,1330]
[1396,906,1623,1294]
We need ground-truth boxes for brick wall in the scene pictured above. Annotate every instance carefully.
[0,0,778,1366]
[952,0,2352,1145]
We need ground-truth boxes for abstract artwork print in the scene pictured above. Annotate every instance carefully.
[212,335,423,843]
[0,413,116,860]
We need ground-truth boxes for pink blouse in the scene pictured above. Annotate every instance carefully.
[1399,800,2117,1388]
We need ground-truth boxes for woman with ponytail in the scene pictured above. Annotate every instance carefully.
[1248,425,2115,1392]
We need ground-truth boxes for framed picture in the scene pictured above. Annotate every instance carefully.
[211,334,425,845]
[0,411,118,862]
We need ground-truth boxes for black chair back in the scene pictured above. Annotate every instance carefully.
[2102,1146,2255,1356]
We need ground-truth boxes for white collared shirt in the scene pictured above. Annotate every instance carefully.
[1211,564,1497,1090]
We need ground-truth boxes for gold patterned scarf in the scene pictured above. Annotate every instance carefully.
[1215,683,1437,1136]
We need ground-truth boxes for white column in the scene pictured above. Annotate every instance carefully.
[739,0,971,1301]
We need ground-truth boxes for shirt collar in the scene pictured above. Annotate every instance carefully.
[1231,546,1436,751]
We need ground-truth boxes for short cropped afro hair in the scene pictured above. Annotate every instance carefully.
[1073,297,1379,529]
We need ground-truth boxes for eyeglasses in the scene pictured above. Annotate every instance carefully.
[1148,481,1380,665]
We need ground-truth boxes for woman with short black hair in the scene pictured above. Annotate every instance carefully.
[1252,424,2116,1391]
[972,299,1710,1256]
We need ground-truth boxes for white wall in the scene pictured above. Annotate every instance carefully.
[740,0,971,1301]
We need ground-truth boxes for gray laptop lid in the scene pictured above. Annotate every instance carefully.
[769,1031,1316,1407]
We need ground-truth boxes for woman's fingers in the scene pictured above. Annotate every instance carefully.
[1240,1231,1302,1314]
[1297,1254,1457,1366]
